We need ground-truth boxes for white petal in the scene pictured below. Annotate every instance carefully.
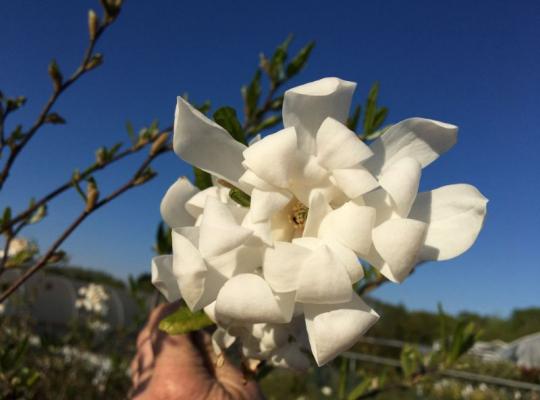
[250,188,292,223]
[160,177,199,228]
[303,190,331,237]
[172,230,208,310]
[318,201,375,256]
[365,118,458,176]
[243,127,304,189]
[283,77,356,154]
[296,245,353,304]
[316,117,373,170]
[238,169,277,192]
[241,211,273,246]
[326,241,364,283]
[206,245,262,278]
[362,189,399,226]
[215,274,295,324]
[270,343,311,370]
[199,197,252,258]
[174,97,247,186]
[409,184,488,261]
[372,218,428,282]
[304,293,379,366]
[212,328,236,355]
[151,255,181,302]
[332,167,379,199]
[185,186,221,219]
[378,157,422,217]
[263,242,311,292]
[203,301,217,323]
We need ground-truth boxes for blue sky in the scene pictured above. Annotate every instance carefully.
[1,0,538,316]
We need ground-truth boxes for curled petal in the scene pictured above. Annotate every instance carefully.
[211,328,236,355]
[199,197,252,258]
[250,188,292,223]
[263,242,311,293]
[160,177,198,228]
[305,293,379,366]
[318,201,375,256]
[215,274,295,324]
[378,157,422,217]
[409,184,488,261]
[295,245,353,304]
[243,127,305,189]
[151,255,181,302]
[185,186,228,219]
[270,343,311,370]
[239,169,278,192]
[303,190,332,237]
[365,118,458,176]
[172,230,208,310]
[331,168,379,199]
[283,77,356,154]
[316,117,373,170]
[174,97,247,187]
[372,218,428,282]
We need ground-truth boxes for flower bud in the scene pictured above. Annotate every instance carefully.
[85,53,103,71]
[48,60,63,92]
[150,132,169,155]
[85,180,99,212]
[88,10,99,40]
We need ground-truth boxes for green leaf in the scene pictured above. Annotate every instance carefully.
[400,344,423,379]
[193,167,213,190]
[29,204,47,225]
[154,222,172,255]
[269,96,284,111]
[242,70,262,119]
[213,107,245,144]
[126,121,137,145]
[373,107,389,131]
[347,105,362,132]
[286,41,315,78]
[195,100,211,115]
[347,378,373,400]
[229,187,251,207]
[363,82,379,136]
[159,306,214,335]
[269,34,293,83]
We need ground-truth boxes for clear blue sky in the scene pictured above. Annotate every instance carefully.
[1,0,538,316]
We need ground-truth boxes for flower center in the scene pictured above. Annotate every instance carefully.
[288,200,309,229]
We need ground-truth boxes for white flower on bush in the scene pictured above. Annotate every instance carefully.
[153,76,487,367]
[75,283,110,316]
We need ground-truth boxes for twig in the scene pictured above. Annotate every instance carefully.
[0,145,168,303]
[0,13,117,191]
[1,127,171,233]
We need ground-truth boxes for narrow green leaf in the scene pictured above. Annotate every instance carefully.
[400,344,423,379]
[242,70,262,119]
[347,378,372,400]
[347,105,362,132]
[249,114,281,134]
[363,82,379,136]
[373,107,388,131]
[229,187,251,207]
[195,100,211,115]
[193,167,213,190]
[269,34,294,83]
[154,222,172,255]
[213,106,245,144]
[159,306,214,335]
[286,41,315,78]
[126,121,137,145]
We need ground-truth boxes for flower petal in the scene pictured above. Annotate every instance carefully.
[295,245,353,304]
[365,118,458,176]
[185,186,227,219]
[331,167,379,199]
[174,97,247,186]
[409,184,488,261]
[171,230,208,310]
[215,274,295,324]
[270,343,311,370]
[318,201,375,256]
[372,218,428,282]
[303,190,332,237]
[160,177,199,228]
[263,242,312,292]
[305,293,379,366]
[238,169,278,192]
[250,188,292,223]
[378,157,422,217]
[206,245,262,278]
[212,328,236,355]
[199,197,252,258]
[151,255,181,302]
[316,117,373,170]
[243,127,304,189]
[283,77,356,154]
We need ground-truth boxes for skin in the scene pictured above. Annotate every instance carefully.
[130,302,264,400]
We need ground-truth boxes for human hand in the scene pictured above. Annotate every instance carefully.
[130,302,264,400]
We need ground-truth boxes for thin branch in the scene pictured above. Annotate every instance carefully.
[0,145,168,303]
[1,126,172,232]
[0,14,117,191]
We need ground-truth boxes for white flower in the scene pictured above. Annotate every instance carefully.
[321,386,333,396]
[154,76,487,368]
[75,283,109,316]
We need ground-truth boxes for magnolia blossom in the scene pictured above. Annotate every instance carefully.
[153,76,487,367]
